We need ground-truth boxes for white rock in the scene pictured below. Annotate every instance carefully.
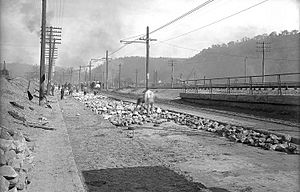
[0,165,18,178]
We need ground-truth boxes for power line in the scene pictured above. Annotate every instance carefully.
[161,0,270,42]
[117,0,215,56]
[149,0,215,35]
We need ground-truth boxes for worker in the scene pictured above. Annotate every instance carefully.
[60,86,65,100]
[144,89,155,114]
[135,96,145,110]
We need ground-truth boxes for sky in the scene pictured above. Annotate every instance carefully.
[0,0,299,69]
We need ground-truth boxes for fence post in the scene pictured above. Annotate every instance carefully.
[249,76,253,95]
[184,81,187,93]
[209,79,212,94]
[227,78,230,94]
[277,74,282,95]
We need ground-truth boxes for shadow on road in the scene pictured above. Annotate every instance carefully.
[82,166,230,192]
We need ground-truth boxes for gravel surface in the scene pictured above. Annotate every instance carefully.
[61,93,300,192]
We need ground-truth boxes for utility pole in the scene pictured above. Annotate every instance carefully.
[155,70,158,86]
[62,71,65,83]
[256,41,271,83]
[84,68,87,83]
[244,56,247,83]
[45,26,61,95]
[152,70,156,87]
[135,69,138,89]
[70,67,73,84]
[79,66,81,84]
[120,26,156,90]
[145,26,150,90]
[168,60,175,88]
[46,26,52,95]
[118,63,121,89]
[105,50,108,90]
[102,71,105,85]
[39,0,46,105]
[89,60,92,83]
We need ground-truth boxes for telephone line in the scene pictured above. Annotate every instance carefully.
[149,0,215,35]
[161,0,270,42]
[118,0,215,55]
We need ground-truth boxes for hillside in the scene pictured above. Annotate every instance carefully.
[8,30,298,86]
[90,30,299,86]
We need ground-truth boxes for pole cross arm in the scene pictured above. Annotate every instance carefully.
[120,40,146,44]
[46,27,62,30]
[138,37,157,41]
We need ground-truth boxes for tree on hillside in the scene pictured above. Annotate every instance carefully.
[291,30,299,35]
[269,31,277,37]
[280,30,289,36]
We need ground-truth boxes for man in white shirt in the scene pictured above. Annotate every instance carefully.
[144,89,155,114]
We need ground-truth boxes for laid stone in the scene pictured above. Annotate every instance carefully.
[263,143,272,150]
[248,138,255,146]
[270,144,278,151]
[13,141,26,153]
[258,137,266,143]
[0,148,4,155]
[283,134,292,142]
[286,143,297,153]
[0,153,6,166]
[0,175,10,192]
[0,139,16,152]
[275,143,289,152]
[265,138,272,143]
[16,153,25,161]
[258,142,265,147]
[8,158,23,172]
[4,150,16,164]
[8,176,19,188]
[8,187,17,192]
[269,134,279,140]
[0,166,18,178]
[16,170,27,190]
[0,129,13,140]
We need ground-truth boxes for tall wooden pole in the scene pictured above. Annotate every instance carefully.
[89,60,92,83]
[262,42,265,83]
[135,69,138,89]
[146,26,149,90]
[244,56,247,83]
[171,60,174,88]
[70,67,73,84]
[118,64,121,89]
[46,26,52,95]
[105,50,108,90]
[79,66,81,84]
[39,0,46,105]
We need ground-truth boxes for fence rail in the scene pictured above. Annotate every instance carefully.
[181,72,300,95]
[147,72,300,95]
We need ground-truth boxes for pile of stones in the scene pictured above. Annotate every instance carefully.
[0,128,32,192]
[74,93,299,154]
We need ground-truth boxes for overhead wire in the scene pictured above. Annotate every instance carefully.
[113,0,215,57]
[161,0,270,42]
[149,0,215,35]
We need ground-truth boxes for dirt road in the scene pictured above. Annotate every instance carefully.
[60,95,300,192]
